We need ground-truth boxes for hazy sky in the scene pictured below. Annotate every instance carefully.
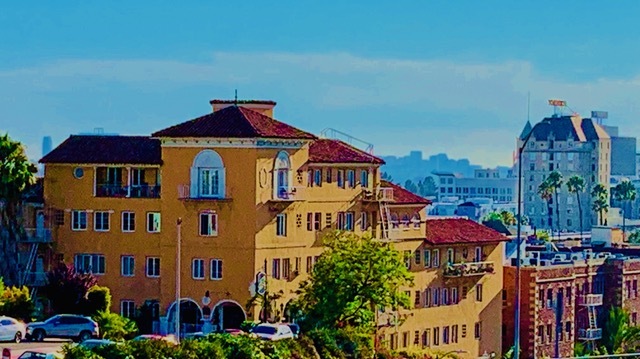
[3,1,640,167]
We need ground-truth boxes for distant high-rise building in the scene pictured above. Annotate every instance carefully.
[42,136,52,157]
[601,125,637,177]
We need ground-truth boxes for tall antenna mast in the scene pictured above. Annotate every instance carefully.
[527,91,531,123]
[234,89,238,106]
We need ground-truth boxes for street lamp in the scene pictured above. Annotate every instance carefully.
[514,126,536,359]
[175,218,182,342]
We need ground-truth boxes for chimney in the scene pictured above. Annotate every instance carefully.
[210,99,277,118]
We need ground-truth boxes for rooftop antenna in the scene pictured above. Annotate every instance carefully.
[527,92,530,123]
[234,89,238,106]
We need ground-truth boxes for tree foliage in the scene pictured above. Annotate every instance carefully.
[293,231,413,330]
[0,133,38,285]
[591,184,610,226]
[483,210,517,226]
[602,307,640,354]
[92,311,138,340]
[566,175,586,235]
[402,176,437,197]
[43,262,97,314]
[0,278,34,321]
[86,285,112,316]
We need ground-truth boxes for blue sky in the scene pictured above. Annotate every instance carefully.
[3,1,640,167]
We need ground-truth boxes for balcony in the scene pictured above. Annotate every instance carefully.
[270,186,303,202]
[363,187,394,202]
[578,328,602,341]
[96,184,161,198]
[577,294,603,307]
[178,184,230,202]
[443,261,495,278]
[21,228,52,243]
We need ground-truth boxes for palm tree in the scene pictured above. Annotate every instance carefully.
[591,184,609,226]
[0,133,37,285]
[602,307,640,354]
[613,179,637,242]
[566,175,586,238]
[538,182,554,231]
[547,171,564,236]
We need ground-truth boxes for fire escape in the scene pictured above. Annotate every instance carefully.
[577,293,603,343]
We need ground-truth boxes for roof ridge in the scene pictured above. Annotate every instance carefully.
[236,106,262,136]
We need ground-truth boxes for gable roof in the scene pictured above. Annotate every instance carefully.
[308,139,385,164]
[380,180,431,205]
[425,218,507,245]
[152,105,316,140]
[40,136,162,165]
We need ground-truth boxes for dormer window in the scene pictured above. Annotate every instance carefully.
[191,150,225,199]
[274,151,293,199]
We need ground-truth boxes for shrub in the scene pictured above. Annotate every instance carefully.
[85,286,112,316]
[0,285,34,321]
[44,263,97,314]
[239,320,257,333]
[92,311,138,340]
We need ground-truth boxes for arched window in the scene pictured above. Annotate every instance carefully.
[412,213,421,229]
[273,151,293,199]
[191,150,225,198]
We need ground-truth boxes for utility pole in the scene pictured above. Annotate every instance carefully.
[175,218,182,342]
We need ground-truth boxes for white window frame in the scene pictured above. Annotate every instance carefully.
[276,214,287,237]
[199,167,222,197]
[94,211,110,232]
[360,212,368,231]
[345,212,355,231]
[192,258,205,280]
[121,211,135,232]
[146,257,160,278]
[71,210,88,231]
[120,300,135,318]
[474,246,482,262]
[121,255,135,277]
[147,212,161,233]
[360,170,369,188]
[210,259,222,280]
[74,254,106,275]
[199,212,218,236]
[424,250,431,268]
[447,248,454,264]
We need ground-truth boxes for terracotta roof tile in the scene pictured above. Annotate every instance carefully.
[308,139,384,164]
[380,180,431,205]
[425,218,507,245]
[40,136,162,165]
[152,106,316,139]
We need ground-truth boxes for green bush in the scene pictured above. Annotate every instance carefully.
[307,326,373,359]
[0,285,34,321]
[85,286,112,316]
[92,311,138,340]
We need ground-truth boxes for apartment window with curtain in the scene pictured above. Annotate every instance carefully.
[347,170,356,188]
[199,212,217,236]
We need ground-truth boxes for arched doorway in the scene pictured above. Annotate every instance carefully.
[166,298,203,335]
[211,300,246,331]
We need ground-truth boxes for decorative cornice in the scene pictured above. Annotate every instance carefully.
[159,137,308,149]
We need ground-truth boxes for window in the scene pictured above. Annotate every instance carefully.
[121,256,134,277]
[272,259,281,279]
[443,326,450,344]
[530,163,535,171]
[121,301,135,318]
[425,289,431,307]
[200,212,217,236]
[307,213,313,231]
[345,212,355,231]
[347,170,356,188]
[192,150,225,198]
[325,213,332,228]
[451,325,458,343]
[306,256,313,273]
[147,212,161,233]
[282,258,291,280]
[432,249,440,267]
[72,210,88,230]
[54,210,65,225]
[424,250,431,268]
[474,322,481,339]
[75,254,105,275]
[210,259,222,280]
[274,151,291,199]
[337,170,345,188]
[414,250,421,265]
[122,211,135,232]
[414,291,421,307]
[476,284,483,301]
[360,212,368,231]
[442,288,449,305]
[433,288,440,306]
[404,250,411,269]
[412,213,421,228]
[474,246,482,262]
[446,248,454,264]
[537,325,544,343]
[461,325,467,338]
[433,327,440,346]
[325,168,332,183]
[192,259,205,280]
[452,287,459,304]
[360,170,369,187]
[276,214,287,236]
[94,211,110,231]
[313,169,322,187]
[314,212,321,231]
[146,257,160,277]
[546,324,552,343]
[402,332,409,348]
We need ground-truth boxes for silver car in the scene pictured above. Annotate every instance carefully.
[0,316,26,342]
[26,314,99,342]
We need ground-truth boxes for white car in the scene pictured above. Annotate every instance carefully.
[17,351,63,359]
[0,316,26,342]
[251,323,295,341]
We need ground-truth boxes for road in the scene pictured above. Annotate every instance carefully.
[1,340,68,358]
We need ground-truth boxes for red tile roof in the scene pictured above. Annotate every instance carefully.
[40,136,162,165]
[152,106,315,139]
[425,218,507,245]
[380,180,431,205]
[308,139,385,164]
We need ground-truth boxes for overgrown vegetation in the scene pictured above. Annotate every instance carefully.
[0,278,35,321]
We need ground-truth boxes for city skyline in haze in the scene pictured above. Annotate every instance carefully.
[4,1,640,167]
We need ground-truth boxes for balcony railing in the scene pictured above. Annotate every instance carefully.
[178,184,229,201]
[443,261,495,278]
[21,228,52,243]
[271,187,303,202]
[96,184,161,198]
[363,187,394,202]
[578,328,602,341]
[577,294,603,307]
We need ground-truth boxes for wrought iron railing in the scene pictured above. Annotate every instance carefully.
[443,261,495,277]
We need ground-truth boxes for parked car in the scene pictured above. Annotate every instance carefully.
[251,323,294,341]
[224,328,245,336]
[78,339,118,349]
[132,334,179,345]
[183,332,207,340]
[17,351,63,359]
[0,316,26,343]
[26,314,99,342]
